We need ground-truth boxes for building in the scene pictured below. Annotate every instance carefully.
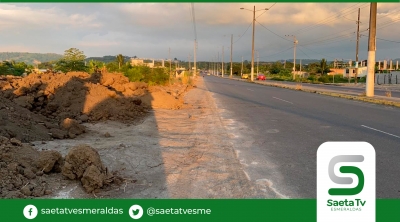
[130,58,166,68]
[344,66,368,78]
[328,68,346,76]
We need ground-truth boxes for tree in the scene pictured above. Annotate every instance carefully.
[106,62,119,73]
[54,48,87,73]
[87,60,105,74]
[319,58,331,75]
[38,61,56,70]
[269,62,284,74]
[116,54,124,70]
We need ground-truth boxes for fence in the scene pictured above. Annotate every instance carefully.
[375,71,400,85]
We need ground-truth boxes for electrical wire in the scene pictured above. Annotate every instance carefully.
[233,21,253,44]
[297,47,311,59]
[290,3,368,35]
[258,46,294,59]
[298,45,335,59]
[256,20,292,42]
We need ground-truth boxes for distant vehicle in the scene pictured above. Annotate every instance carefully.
[256,74,266,80]
[241,74,249,79]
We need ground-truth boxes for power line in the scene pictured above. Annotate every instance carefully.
[297,47,311,59]
[258,46,294,59]
[300,30,356,47]
[256,20,292,42]
[233,21,253,44]
[290,3,368,35]
[298,45,335,59]
[256,3,277,19]
[360,34,400,43]
[269,2,277,10]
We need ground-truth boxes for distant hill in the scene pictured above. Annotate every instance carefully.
[0,52,62,65]
[85,55,132,64]
[276,59,324,64]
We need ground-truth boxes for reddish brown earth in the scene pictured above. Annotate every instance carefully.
[0,72,193,198]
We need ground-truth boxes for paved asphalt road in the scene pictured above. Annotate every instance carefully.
[203,75,400,198]
[228,75,400,98]
[260,79,400,98]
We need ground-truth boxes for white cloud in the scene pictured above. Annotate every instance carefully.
[0,3,399,61]
[0,4,101,31]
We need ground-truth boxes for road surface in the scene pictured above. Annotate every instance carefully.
[228,75,400,98]
[203,75,400,198]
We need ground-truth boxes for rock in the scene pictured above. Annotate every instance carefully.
[104,132,111,138]
[44,122,59,130]
[36,150,63,173]
[62,145,106,180]
[46,103,59,112]
[49,128,66,139]
[81,165,105,193]
[23,168,36,179]
[13,96,34,109]
[32,185,45,197]
[10,138,22,146]
[0,136,9,144]
[5,191,24,198]
[79,115,89,122]
[60,118,85,138]
[68,132,77,139]
[20,186,32,196]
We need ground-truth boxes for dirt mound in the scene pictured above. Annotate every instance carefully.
[0,72,148,123]
[0,95,54,142]
[0,137,121,198]
[0,72,150,142]
[62,145,119,193]
[141,83,193,109]
[0,137,56,198]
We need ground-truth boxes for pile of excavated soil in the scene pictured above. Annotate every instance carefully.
[0,72,151,142]
[62,144,121,193]
[0,72,194,198]
[141,83,193,110]
[0,72,148,122]
[0,136,59,198]
[0,137,121,198]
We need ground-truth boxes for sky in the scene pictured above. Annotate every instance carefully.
[0,3,399,62]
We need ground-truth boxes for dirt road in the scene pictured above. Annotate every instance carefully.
[32,77,276,198]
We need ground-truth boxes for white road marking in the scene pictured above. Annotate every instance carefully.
[272,97,294,104]
[247,88,254,91]
[361,125,400,139]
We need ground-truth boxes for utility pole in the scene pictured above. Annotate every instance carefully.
[251,5,255,81]
[222,46,224,77]
[355,8,361,84]
[300,59,302,72]
[217,52,219,76]
[257,50,259,75]
[366,3,377,97]
[241,56,244,77]
[240,6,269,81]
[169,48,171,85]
[188,54,191,72]
[285,35,298,80]
[213,56,216,76]
[230,34,233,78]
[194,40,197,77]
